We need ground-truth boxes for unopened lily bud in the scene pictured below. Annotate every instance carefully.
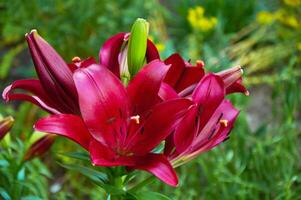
[216,65,243,87]
[0,116,14,140]
[127,18,149,76]
[216,65,249,95]
[24,134,56,161]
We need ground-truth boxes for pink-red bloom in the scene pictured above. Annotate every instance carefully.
[164,74,240,167]
[2,28,248,187]
[159,53,248,101]
[3,30,82,114]
[35,60,192,186]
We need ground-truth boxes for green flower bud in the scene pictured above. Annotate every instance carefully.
[127,18,149,76]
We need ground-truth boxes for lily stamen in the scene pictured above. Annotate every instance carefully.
[220,119,228,127]
[72,56,81,63]
[130,115,140,124]
[196,60,205,67]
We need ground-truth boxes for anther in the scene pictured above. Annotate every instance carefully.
[220,119,228,127]
[72,56,81,63]
[196,60,205,67]
[130,115,140,124]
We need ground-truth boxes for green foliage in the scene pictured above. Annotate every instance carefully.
[1,0,301,199]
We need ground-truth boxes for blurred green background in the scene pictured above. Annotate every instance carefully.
[0,0,301,199]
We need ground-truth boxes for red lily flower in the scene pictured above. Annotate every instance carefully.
[0,117,14,140]
[34,60,192,186]
[159,53,248,101]
[99,32,159,78]
[2,30,98,159]
[164,74,240,167]
[2,30,86,114]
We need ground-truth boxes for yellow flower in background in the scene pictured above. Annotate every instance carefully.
[256,11,275,25]
[285,16,299,28]
[187,6,217,32]
[283,0,301,6]
[274,9,300,28]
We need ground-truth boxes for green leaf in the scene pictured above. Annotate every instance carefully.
[132,191,172,200]
[59,163,125,195]
[0,160,9,168]
[0,187,11,200]
[59,163,108,183]
[58,151,90,162]
[21,196,43,200]
[17,167,26,181]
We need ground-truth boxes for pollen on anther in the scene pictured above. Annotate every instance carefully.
[220,119,228,127]
[196,60,205,67]
[72,56,81,63]
[130,115,140,124]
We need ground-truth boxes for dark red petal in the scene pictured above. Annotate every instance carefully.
[146,39,160,62]
[133,153,178,186]
[216,66,248,95]
[192,74,225,104]
[68,57,97,72]
[192,74,225,130]
[73,64,129,147]
[173,105,199,153]
[89,139,136,166]
[99,32,126,77]
[127,59,170,115]
[164,53,204,92]
[2,79,60,114]
[23,135,56,161]
[158,82,179,101]
[26,31,79,113]
[164,135,176,156]
[34,114,91,150]
[226,79,249,95]
[127,98,193,155]
[191,100,239,154]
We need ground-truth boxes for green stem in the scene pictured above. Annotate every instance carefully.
[128,176,155,193]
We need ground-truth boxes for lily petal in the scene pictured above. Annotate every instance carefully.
[192,74,225,130]
[173,105,199,153]
[226,78,249,95]
[26,31,79,113]
[73,64,129,147]
[127,59,170,115]
[158,82,179,101]
[191,100,239,152]
[127,98,193,155]
[133,153,178,187]
[34,114,91,150]
[99,32,126,77]
[164,54,204,92]
[146,39,160,62]
[89,139,136,166]
[2,79,60,114]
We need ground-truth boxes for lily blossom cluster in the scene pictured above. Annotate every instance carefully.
[2,19,247,186]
